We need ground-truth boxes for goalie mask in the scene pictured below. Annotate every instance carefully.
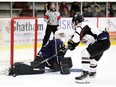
[56,29,66,42]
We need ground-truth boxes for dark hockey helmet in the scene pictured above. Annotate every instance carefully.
[72,14,84,24]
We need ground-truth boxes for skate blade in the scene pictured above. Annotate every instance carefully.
[75,76,90,84]
[75,80,90,84]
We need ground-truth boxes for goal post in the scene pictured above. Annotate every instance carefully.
[10,17,38,66]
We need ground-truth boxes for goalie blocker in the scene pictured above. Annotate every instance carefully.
[9,56,72,77]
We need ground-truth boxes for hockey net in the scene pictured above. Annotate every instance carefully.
[0,17,38,74]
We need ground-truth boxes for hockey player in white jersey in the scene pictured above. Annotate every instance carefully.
[66,14,110,81]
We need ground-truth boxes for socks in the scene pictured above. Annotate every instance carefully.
[82,58,97,72]
[82,57,90,71]
[90,59,97,72]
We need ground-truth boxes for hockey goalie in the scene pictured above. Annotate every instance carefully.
[9,31,72,77]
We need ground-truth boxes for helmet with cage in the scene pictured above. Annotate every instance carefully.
[72,14,84,25]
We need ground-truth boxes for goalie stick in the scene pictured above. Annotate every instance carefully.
[32,68,82,73]
[31,48,68,68]
[53,33,59,64]
[32,54,57,68]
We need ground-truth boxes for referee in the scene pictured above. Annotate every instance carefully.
[42,2,61,47]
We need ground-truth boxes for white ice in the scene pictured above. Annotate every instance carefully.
[0,46,116,87]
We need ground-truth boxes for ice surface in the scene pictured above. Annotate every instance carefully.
[0,46,116,87]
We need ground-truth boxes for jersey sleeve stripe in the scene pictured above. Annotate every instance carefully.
[44,15,49,19]
[57,16,61,20]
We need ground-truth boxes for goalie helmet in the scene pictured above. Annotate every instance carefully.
[72,14,84,24]
[56,29,66,42]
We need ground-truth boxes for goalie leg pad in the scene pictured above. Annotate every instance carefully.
[31,56,45,69]
[60,57,73,68]
[60,64,70,74]
[60,57,72,75]
[9,62,45,77]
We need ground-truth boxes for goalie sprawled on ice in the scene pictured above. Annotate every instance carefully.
[9,32,72,77]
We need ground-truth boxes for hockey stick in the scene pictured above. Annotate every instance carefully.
[55,2,60,64]
[32,54,57,67]
[71,21,80,39]
[53,33,59,64]
[33,68,82,73]
[31,48,68,68]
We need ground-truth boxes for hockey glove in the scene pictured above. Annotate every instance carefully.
[97,31,109,41]
[68,39,79,51]
[58,45,67,56]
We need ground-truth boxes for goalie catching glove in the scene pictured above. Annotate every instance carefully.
[68,39,79,51]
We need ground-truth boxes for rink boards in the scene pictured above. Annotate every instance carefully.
[0,17,116,51]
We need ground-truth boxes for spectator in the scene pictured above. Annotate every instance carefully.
[83,5,93,17]
[93,6,101,17]
[105,2,114,17]
[59,2,70,17]
[91,2,101,12]
[82,2,88,12]
[62,9,70,17]
[70,2,80,17]
[44,2,50,14]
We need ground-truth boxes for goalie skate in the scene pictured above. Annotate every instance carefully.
[89,72,96,77]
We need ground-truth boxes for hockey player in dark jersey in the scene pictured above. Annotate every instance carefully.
[36,31,72,73]
[66,14,110,81]
[37,38,64,71]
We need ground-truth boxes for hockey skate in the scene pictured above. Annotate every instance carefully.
[89,72,96,77]
[75,71,90,84]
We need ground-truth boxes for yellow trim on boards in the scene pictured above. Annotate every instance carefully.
[0,41,116,51]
